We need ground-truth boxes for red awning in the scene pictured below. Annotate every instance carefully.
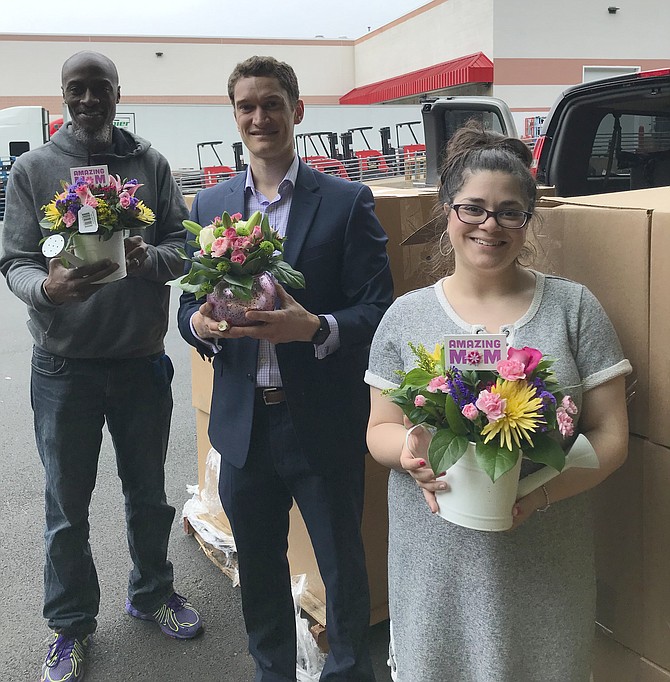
[339,52,494,105]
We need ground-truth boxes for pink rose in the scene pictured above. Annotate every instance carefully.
[414,395,426,407]
[427,376,448,393]
[252,225,263,239]
[224,228,237,239]
[561,395,578,415]
[63,210,77,227]
[556,407,574,437]
[496,359,526,381]
[475,390,507,422]
[231,249,246,264]
[461,403,479,421]
[118,191,131,208]
[507,346,542,375]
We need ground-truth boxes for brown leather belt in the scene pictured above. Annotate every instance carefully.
[257,387,286,405]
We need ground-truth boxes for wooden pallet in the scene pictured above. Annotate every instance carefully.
[184,518,328,648]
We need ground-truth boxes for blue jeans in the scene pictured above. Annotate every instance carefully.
[30,347,176,637]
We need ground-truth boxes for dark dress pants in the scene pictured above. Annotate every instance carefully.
[219,394,375,682]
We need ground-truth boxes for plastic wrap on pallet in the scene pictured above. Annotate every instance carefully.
[293,574,326,681]
[181,448,238,581]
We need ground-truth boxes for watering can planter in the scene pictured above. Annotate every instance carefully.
[427,433,599,532]
[41,231,127,284]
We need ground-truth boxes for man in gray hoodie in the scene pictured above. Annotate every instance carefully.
[0,51,203,682]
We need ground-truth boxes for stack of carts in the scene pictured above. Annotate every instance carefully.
[0,158,14,221]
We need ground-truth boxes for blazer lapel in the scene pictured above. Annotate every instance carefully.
[224,173,246,217]
[283,162,321,266]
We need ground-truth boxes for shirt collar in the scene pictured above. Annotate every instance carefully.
[245,154,300,197]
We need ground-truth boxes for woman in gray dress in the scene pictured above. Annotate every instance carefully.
[365,124,631,682]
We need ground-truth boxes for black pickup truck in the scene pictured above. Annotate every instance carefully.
[532,68,670,197]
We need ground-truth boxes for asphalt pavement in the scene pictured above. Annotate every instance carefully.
[0,265,392,681]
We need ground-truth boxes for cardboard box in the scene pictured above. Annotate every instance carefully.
[593,629,643,682]
[593,435,644,654]
[190,350,389,626]
[370,186,437,296]
[536,186,670,446]
[593,631,670,682]
[643,440,670,671]
[592,437,670,674]
[534,195,651,439]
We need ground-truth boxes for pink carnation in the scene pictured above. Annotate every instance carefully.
[475,390,507,422]
[496,359,526,381]
[63,210,77,227]
[414,395,426,407]
[427,376,449,393]
[556,407,574,437]
[224,228,238,239]
[461,403,479,421]
[561,395,578,415]
[211,237,231,258]
[231,212,243,221]
[507,346,542,375]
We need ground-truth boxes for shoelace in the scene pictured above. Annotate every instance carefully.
[163,592,188,612]
[45,635,85,668]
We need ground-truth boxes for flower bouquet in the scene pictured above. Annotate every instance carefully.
[41,176,155,239]
[386,340,578,530]
[386,342,577,482]
[170,211,305,326]
[40,176,155,282]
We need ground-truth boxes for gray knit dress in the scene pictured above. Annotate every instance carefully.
[365,273,632,682]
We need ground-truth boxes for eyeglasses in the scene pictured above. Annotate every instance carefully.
[450,204,533,229]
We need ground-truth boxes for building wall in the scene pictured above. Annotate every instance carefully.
[352,0,494,87]
[0,34,355,109]
[493,0,670,60]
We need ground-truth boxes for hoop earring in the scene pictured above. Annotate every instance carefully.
[439,230,453,258]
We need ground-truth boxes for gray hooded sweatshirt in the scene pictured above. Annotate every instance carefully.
[0,123,188,358]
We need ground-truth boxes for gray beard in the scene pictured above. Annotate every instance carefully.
[72,124,113,152]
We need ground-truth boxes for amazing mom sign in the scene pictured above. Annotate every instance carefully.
[445,334,508,370]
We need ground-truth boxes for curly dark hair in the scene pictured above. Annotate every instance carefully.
[430,121,539,277]
[227,56,300,107]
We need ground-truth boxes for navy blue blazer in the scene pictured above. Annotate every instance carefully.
[177,161,394,469]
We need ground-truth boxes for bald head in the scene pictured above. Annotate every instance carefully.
[61,51,121,151]
[61,51,119,88]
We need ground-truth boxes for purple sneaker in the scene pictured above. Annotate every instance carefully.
[125,592,203,640]
[41,632,90,682]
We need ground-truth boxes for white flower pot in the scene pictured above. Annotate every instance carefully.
[434,441,522,531]
[72,231,126,283]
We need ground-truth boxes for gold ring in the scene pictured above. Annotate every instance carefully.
[217,320,230,332]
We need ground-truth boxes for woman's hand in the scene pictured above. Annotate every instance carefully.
[400,419,449,514]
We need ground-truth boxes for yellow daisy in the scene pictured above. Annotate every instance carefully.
[43,195,64,227]
[135,201,155,225]
[481,379,544,451]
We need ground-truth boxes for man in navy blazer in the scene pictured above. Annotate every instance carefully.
[177,56,392,681]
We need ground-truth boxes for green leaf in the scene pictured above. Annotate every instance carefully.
[475,442,520,482]
[428,431,468,475]
[183,220,202,236]
[223,272,252,288]
[400,368,434,389]
[524,432,566,472]
[443,394,468,436]
[271,260,306,289]
[226,283,253,300]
